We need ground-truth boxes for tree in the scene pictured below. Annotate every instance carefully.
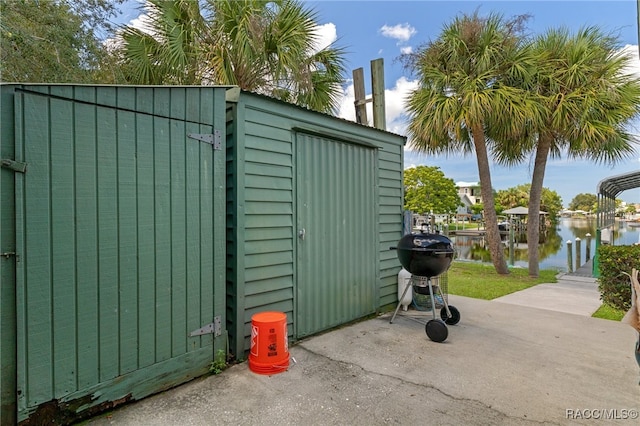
[117,0,207,85]
[0,0,123,83]
[115,0,347,113]
[403,12,534,275]
[504,27,640,277]
[494,185,529,210]
[403,166,461,215]
[495,184,563,223]
[207,0,346,113]
[569,193,598,212]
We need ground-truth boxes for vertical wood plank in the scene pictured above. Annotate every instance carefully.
[116,97,139,374]
[23,91,54,405]
[185,121,203,350]
[170,117,187,357]
[154,93,172,362]
[352,67,368,125]
[371,58,386,130]
[72,86,101,390]
[136,92,156,368]
[48,86,78,396]
[96,87,120,381]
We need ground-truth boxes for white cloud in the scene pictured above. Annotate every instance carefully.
[379,23,417,43]
[400,46,413,55]
[313,23,338,52]
[620,44,640,77]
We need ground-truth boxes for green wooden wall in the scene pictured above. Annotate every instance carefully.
[226,91,405,358]
[0,84,227,424]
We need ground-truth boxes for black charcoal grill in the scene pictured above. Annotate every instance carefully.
[390,232,460,342]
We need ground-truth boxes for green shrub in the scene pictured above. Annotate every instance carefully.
[597,245,640,311]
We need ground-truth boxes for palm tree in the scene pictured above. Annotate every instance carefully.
[404,12,537,274]
[118,0,206,85]
[205,0,346,113]
[503,27,640,277]
[116,0,346,113]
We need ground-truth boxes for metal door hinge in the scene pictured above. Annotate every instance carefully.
[1,252,18,261]
[189,316,222,337]
[188,129,221,150]
[1,159,27,173]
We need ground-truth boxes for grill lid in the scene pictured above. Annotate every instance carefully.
[395,232,454,277]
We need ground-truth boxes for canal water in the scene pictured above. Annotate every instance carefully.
[450,218,640,272]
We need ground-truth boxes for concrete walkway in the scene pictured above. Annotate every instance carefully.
[86,275,640,426]
[493,274,602,316]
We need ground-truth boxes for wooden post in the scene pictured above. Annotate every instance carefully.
[585,233,592,261]
[509,221,515,266]
[371,58,386,130]
[567,240,573,273]
[575,237,581,271]
[352,67,368,125]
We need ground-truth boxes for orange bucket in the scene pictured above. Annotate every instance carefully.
[249,311,289,375]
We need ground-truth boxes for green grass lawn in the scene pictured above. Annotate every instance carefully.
[591,303,626,321]
[446,261,559,300]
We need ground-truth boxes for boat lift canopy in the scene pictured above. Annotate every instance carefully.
[594,170,640,276]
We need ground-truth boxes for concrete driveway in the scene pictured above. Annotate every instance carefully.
[87,288,640,425]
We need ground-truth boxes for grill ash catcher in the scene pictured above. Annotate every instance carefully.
[390,231,460,342]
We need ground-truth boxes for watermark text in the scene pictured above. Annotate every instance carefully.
[566,408,638,420]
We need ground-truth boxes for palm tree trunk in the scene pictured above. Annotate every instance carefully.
[472,126,509,274]
[527,135,552,277]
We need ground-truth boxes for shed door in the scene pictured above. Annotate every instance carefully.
[295,133,377,337]
[13,87,224,422]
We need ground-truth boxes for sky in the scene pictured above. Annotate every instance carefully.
[115,0,640,206]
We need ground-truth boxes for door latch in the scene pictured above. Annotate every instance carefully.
[298,228,306,240]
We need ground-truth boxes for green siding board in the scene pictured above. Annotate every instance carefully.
[170,119,187,360]
[244,149,291,167]
[22,92,54,405]
[244,201,292,215]
[380,186,402,197]
[245,214,292,228]
[1,85,17,425]
[50,93,78,397]
[245,263,294,283]
[117,108,139,375]
[244,161,292,179]
[97,103,120,382]
[242,275,292,295]
[244,174,292,191]
[245,239,292,255]
[379,168,402,180]
[245,291,294,312]
[245,227,292,241]
[154,114,172,364]
[244,122,292,147]
[244,188,292,203]
[379,205,401,215]
[74,93,102,389]
[136,111,156,369]
[245,252,293,269]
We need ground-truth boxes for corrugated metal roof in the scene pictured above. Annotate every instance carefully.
[597,169,640,198]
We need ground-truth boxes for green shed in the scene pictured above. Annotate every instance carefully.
[0,84,228,424]
[224,88,406,358]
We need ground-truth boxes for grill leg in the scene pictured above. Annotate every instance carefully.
[436,284,452,318]
[427,278,438,320]
[390,277,413,323]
